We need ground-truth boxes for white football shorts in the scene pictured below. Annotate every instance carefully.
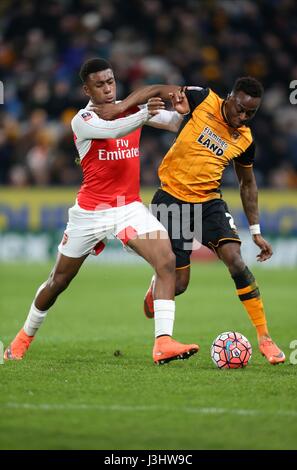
[58,201,167,258]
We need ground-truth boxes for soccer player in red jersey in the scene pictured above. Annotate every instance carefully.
[4,58,198,365]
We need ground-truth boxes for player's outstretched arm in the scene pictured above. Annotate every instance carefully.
[119,84,182,110]
[72,107,151,140]
[145,97,184,132]
[234,162,273,262]
[90,85,182,120]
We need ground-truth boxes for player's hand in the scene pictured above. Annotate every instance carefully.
[169,88,190,115]
[147,97,165,116]
[252,234,273,262]
[89,102,122,120]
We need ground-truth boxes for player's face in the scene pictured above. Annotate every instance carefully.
[224,91,261,128]
[84,69,116,105]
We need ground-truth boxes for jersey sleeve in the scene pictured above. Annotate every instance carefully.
[71,107,149,140]
[234,141,256,167]
[185,87,210,113]
[145,109,183,132]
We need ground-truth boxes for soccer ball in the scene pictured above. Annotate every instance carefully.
[211,331,252,369]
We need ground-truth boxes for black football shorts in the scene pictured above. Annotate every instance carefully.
[151,189,241,268]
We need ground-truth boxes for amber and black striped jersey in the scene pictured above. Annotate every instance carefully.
[158,87,255,203]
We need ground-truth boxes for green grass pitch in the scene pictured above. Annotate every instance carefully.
[0,261,297,450]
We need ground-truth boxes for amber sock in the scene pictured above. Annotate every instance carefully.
[232,266,269,340]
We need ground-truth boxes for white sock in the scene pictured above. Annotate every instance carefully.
[23,282,48,336]
[154,299,175,338]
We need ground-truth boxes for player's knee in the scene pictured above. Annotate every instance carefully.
[228,254,245,276]
[155,250,176,275]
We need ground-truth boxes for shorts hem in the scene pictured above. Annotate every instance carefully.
[58,246,89,259]
[176,264,191,270]
[208,237,241,251]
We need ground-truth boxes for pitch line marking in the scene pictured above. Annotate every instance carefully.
[1,403,297,418]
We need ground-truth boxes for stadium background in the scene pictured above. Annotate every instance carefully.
[0,0,296,266]
[1,0,297,453]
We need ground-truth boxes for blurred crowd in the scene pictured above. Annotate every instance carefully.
[0,0,297,188]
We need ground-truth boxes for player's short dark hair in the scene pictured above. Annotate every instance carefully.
[232,77,264,98]
[79,58,113,82]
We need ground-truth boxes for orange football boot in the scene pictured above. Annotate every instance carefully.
[4,329,34,361]
[259,336,285,365]
[144,276,155,319]
[153,336,199,365]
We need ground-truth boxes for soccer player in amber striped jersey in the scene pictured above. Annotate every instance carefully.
[144,77,285,365]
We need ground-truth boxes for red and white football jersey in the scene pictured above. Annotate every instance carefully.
[71,103,150,210]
